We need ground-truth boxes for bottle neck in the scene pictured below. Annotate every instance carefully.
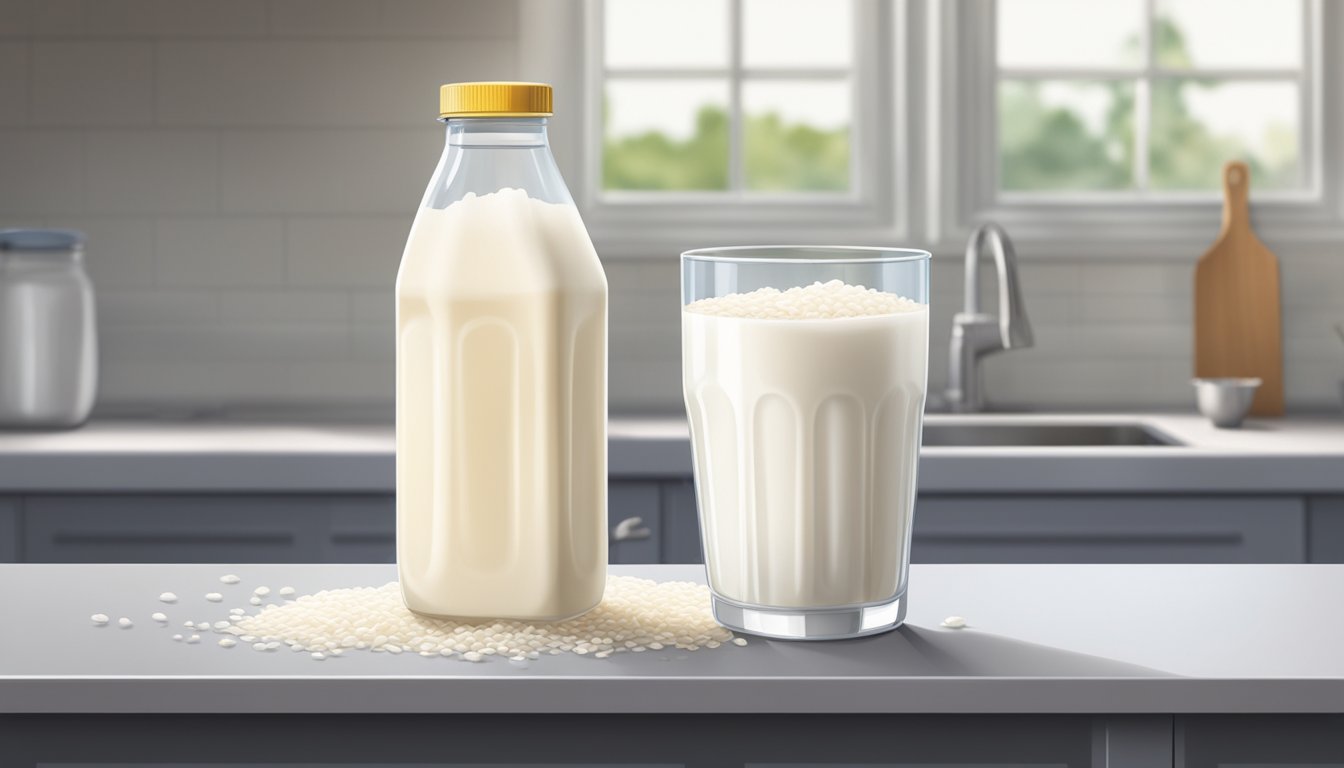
[424,116,571,207]
[445,117,550,148]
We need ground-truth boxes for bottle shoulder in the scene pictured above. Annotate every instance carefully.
[397,198,606,299]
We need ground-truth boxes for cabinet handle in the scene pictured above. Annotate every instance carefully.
[916,532,1243,546]
[330,532,395,544]
[52,532,294,545]
[612,516,652,542]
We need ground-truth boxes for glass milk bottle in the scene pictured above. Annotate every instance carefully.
[396,82,608,620]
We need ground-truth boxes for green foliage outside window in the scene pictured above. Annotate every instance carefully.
[599,18,1299,195]
[1000,19,1299,192]
[602,103,849,193]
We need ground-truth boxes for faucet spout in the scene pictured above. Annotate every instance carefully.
[946,223,1033,412]
[964,222,1033,350]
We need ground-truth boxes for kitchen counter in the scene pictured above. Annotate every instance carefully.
[3,562,1343,715]
[0,412,1342,492]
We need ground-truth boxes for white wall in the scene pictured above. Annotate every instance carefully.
[1,0,1340,414]
[0,0,517,407]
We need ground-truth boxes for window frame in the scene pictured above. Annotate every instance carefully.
[577,0,909,253]
[930,0,1344,256]
[520,0,1344,258]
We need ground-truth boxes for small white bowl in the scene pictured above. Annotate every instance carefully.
[1192,378,1261,429]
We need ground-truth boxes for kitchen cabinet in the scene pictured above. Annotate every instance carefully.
[0,488,1327,566]
[1176,715,1344,767]
[1,713,1114,766]
[658,491,1309,565]
[660,479,704,563]
[608,479,703,564]
[23,495,366,563]
[912,495,1306,564]
[14,713,1344,768]
[1307,496,1344,563]
[0,497,17,561]
[320,497,396,563]
[607,482,661,564]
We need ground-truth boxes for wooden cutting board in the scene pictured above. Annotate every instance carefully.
[1194,160,1283,415]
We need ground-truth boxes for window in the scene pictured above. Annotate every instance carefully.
[599,0,857,196]
[933,0,1338,253]
[996,0,1309,197]
[576,0,903,252]
[519,1,1341,253]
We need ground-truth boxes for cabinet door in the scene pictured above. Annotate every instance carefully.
[23,496,326,563]
[660,479,703,563]
[1178,714,1344,767]
[608,482,661,564]
[913,495,1306,564]
[1307,496,1344,563]
[321,497,396,563]
[0,497,17,562]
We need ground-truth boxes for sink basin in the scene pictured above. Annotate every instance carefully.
[921,422,1179,447]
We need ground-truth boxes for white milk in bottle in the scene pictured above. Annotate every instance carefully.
[396,83,607,620]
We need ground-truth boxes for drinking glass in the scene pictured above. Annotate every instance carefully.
[681,246,930,640]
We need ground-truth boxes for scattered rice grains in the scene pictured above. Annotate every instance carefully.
[225,576,746,662]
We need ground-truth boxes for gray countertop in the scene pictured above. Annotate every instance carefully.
[3,563,1343,714]
[0,412,1342,493]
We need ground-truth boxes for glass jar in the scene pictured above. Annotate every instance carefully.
[396,83,608,620]
[0,229,97,428]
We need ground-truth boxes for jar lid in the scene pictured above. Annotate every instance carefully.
[0,228,85,253]
[439,82,552,118]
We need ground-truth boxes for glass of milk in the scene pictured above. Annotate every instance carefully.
[681,246,930,640]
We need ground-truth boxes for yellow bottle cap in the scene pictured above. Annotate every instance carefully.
[439,82,553,118]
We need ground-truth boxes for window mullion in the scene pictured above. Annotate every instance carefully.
[1300,0,1318,192]
[1135,0,1156,192]
[729,0,744,193]
[1134,79,1151,192]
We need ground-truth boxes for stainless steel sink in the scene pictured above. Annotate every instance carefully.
[921,422,1180,447]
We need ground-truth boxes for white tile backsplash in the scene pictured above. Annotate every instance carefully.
[0,0,269,37]
[218,129,437,214]
[0,42,28,125]
[157,40,510,127]
[30,41,153,125]
[154,218,285,287]
[62,216,157,287]
[0,0,1340,412]
[0,130,82,213]
[219,290,350,323]
[0,0,518,408]
[285,216,407,287]
[7,0,81,36]
[265,0,516,38]
[86,131,219,214]
[97,289,220,325]
[351,290,394,324]
[146,0,268,36]
[101,324,348,362]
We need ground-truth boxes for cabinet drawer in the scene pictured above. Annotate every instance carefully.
[322,497,395,563]
[23,496,328,563]
[913,495,1306,564]
[1307,496,1344,563]
[609,482,661,564]
[660,480,703,564]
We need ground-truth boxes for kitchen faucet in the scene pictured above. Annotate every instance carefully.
[946,223,1033,412]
